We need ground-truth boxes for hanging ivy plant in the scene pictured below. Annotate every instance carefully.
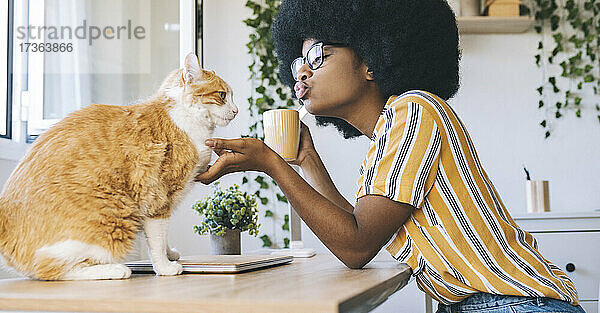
[243,0,295,249]
[533,0,600,138]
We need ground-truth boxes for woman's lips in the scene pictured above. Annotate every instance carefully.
[294,81,310,99]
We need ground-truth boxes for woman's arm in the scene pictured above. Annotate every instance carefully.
[290,123,354,213]
[296,150,354,214]
[196,138,414,268]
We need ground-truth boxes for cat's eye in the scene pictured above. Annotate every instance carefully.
[218,92,227,101]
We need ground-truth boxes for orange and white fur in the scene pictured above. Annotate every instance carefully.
[0,53,237,280]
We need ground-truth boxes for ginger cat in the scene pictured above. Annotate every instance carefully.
[0,53,237,280]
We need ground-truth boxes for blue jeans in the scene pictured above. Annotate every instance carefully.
[436,293,586,313]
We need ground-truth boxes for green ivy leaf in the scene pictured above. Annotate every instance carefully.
[242,176,248,184]
[281,215,289,230]
[265,210,274,217]
[585,34,595,43]
[566,0,574,10]
[283,237,290,249]
[537,86,544,95]
[552,33,563,43]
[260,234,273,248]
[555,111,562,118]
[545,131,551,139]
[550,15,560,30]
[540,120,547,127]
[576,109,581,117]
[276,193,288,203]
[575,97,582,105]
[584,74,594,82]
[260,197,268,205]
[538,100,544,108]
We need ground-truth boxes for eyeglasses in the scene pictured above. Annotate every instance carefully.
[290,42,346,81]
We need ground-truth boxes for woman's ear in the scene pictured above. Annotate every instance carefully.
[366,67,375,81]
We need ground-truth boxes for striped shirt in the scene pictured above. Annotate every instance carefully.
[355,90,579,305]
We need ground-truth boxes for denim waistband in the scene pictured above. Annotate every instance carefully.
[455,293,538,310]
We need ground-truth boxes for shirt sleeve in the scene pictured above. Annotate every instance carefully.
[357,102,441,209]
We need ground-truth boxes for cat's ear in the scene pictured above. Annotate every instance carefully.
[183,53,202,84]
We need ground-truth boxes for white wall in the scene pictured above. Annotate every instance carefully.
[455,33,600,214]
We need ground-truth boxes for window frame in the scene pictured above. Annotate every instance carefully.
[1,0,14,140]
[26,0,56,136]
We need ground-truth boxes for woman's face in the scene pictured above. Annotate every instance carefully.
[293,39,369,117]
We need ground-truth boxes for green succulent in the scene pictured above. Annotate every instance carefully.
[192,183,260,237]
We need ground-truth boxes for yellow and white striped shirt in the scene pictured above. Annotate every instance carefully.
[356,90,579,305]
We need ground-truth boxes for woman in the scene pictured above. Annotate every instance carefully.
[196,0,584,312]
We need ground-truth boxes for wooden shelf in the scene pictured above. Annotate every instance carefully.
[457,16,535,34]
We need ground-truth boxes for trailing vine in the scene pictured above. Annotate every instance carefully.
[242,0,295,249]
[533,0,600,138]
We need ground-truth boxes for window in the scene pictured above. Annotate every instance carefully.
[25,0,198,137]
[1,0,13,139]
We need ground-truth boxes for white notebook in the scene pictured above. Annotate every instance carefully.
[125,254,293,274]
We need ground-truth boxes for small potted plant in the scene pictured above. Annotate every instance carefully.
[192,183,260,255]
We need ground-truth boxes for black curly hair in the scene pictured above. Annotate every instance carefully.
[272,0,461,139]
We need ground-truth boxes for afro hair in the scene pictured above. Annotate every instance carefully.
[272,0,461,139]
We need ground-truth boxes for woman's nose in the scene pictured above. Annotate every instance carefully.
[297,62,313,81]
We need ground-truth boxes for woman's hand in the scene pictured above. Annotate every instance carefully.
[195,137,280,184]
[288,122,317,167]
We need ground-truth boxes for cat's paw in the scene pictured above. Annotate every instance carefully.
[107,264,133,280]
[166,247,180,261]
[62,263,131,280]
[153,261,183,276]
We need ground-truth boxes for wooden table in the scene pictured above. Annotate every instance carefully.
[0,254,412,313]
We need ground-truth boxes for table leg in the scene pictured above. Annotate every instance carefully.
[425,293,433,313]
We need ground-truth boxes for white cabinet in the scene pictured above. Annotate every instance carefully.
[513,212,600,313]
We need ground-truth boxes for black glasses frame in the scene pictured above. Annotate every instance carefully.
[290,42,346,81]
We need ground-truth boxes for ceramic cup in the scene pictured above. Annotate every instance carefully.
[525,180,551,213]
[263,109,300,161]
